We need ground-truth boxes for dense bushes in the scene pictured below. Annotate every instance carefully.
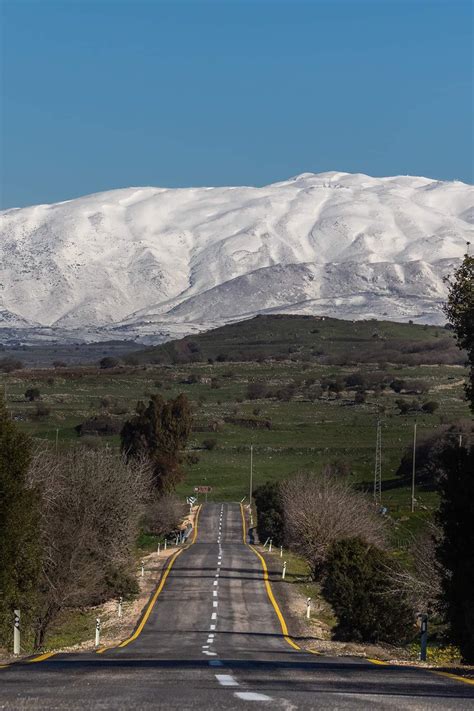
[323,538,414,644]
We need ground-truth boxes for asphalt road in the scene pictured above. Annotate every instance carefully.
[1,502,473,710]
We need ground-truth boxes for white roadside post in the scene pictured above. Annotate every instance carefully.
[141,560,145,577]
[280,546,283,558]
[306,597,311,619]
[164,539,167,551]
[95,617,101,648]
[118,596,123,619]
[13,610,20,656]
[269,539,273,553]
[157,542,160,555]
[282,561,287,580]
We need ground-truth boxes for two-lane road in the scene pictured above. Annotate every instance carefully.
[1,503,473,709]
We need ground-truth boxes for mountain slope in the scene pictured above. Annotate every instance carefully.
[1,171,472,343]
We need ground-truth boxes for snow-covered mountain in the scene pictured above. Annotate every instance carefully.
[1,171,472,344]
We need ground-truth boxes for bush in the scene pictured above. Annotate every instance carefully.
[202,438,217,451]
[246,381,267,400]
[422,400,440,414]
[99,356,120,369]
[323,537,414,644]
[281,472,386,577]
[354,390,366,404]
[25,387,41,401]
[0,357,23,373]
[33,403,50,419]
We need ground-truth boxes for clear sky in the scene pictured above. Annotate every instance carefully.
[1,0,472,208]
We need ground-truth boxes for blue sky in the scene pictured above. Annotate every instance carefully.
[1,0,472,208]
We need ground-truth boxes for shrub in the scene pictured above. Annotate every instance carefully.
[99,356,119,369]
[0,357,23,373]
[25,387,41,401]
[323,537,414,644]
[202,438,217,451]
[281,472,386,577]
[246,381,267,400]
[422,400,440,414]
[354,390,366,404]
[33,403,50,419]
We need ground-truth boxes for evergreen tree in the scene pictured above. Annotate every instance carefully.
[444,250,474,411]
[253,481,284,546]
[436,444,474,663]
[121,393,192,492]
[322,537,414,644]
[0,396,40,649]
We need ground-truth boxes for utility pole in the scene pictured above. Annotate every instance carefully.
[249,444,253,507]
[374,420,382,504]
[411,421,417,513]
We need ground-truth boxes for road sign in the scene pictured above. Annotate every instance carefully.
[187,496,197,504]
[194,486,212,493]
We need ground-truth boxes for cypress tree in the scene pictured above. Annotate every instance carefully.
[436,444,474,663]
[121,393,192,492]
[0,396,41,649]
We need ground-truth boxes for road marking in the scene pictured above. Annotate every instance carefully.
[367,658,389,665]
[215,674,239,687]
[208,634,215,638]
[202,645,209,649]
[240,504,301,652]
[432,670,474,686]
[218,561,221,566]
[117,506,201,649]
[210,624,216,630]
[213,580,218,586]
[235,691,272,701]
[27,652,56,663]
[213,601,218,607]
[213,590,218,597]
[212,612,217,619]
[203,650,217,656]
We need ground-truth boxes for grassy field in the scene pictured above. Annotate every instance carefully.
[2,341,469,550]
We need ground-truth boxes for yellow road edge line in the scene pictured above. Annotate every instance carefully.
[431,670,474,686]
[27,652,56,663]
[367,658,389,665]
[115,504,202,649]
[0,664,11,669]
[240,503,301,652]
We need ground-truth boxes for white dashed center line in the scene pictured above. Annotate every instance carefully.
[215,675,239,687]
[211,612,217,620]
[234,692,272,701]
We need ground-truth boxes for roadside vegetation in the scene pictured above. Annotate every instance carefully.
[0,253,472,662]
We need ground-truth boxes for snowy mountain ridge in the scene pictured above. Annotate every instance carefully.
[1,171,472,343]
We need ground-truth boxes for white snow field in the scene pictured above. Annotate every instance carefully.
[1,171,472,343]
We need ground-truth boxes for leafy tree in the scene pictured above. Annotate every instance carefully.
[246,381,267,400]
[322,537,414,644]
[0,396,41,648]
[25,387,41,401]
[444,250,474,411]
[436,444,474,663]
[253,481,284,546]
[121,394,192,492]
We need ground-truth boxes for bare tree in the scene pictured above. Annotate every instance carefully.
[144,495,185,538]
[390,525,442,615]
[27,447,151,648]
[280,471,386,577]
